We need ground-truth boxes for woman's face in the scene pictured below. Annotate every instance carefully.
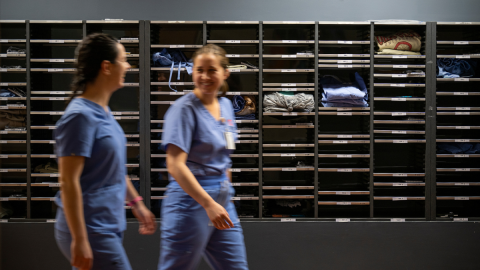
[193,53,229,95]
[110,43,131,90]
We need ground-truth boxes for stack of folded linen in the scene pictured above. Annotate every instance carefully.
[263,92,315,113]
[320,72,368,107]
[0,110,26,130]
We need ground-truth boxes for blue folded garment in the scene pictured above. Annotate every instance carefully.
[321,101,368,107]
[320,72,368,103]
[437,143,475,154]
[0,89,18,97]
[235,114,256,120]
[232,95,246,113]
[472,144,480,153]
[323,86,366,101]
[321,93,367,105]
[437,58,477,78]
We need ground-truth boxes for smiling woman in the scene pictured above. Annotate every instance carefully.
[158,44,249,270]
[192,44,230,97]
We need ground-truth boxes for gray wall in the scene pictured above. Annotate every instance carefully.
[1,0,480,21]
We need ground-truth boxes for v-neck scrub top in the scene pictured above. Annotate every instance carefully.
[54,98,128,234]
[161,93,237,180]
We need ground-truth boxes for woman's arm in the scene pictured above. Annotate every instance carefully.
[58,156,92,270]
[125,176,157,234]
[167,144,234,230]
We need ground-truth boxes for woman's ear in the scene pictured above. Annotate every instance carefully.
[100,60,112,76]
[224,68,230,80]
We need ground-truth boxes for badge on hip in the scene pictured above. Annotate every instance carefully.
[224,131,236,150]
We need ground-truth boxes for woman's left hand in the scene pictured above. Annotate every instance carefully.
[132,203,157,235]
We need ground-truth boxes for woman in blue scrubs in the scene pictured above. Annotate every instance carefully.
[159,44,249,270]
[54,33,156,270]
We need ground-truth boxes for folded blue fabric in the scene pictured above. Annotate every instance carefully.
[0,89,18,97]
[321,94,367,105]
[235,114,256,120]
[437,143,476,154]
[438,66,460,78]
[321,101,368,107]
[472,144,480,153]
[323,86,366,101]
[232,95,246,113]
[320,72,368,104]
[437,58,477,78]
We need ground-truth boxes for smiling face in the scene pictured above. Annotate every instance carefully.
[192,53,229,96]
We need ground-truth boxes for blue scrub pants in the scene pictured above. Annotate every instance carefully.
[55,229,132,270]
[158,178,249,270]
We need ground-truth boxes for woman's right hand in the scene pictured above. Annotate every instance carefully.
[204,201,234,230]
[71,238,93,270]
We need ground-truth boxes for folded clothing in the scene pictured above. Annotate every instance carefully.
[235,114,256,120]
[377,49,421,55]
[263,92,315,112]
[2,65,22,69]
[321,101,368,107]
[404,70,425,75]
[0,88,26,97]
[0,89,17,97]
[437,143,480,154]
[7,46,26,54]
[0,109,26,115]
[0,120,26,130]
[0,112,25,122]
[233,95,256,116]
[320,72,368,107]
[34,162,59,174]
[0,112,26,130]
[1,87,27,97]
[437,58,477,78]
[375,30,422,52]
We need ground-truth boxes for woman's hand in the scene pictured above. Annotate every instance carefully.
[204,201,234,230]
[132,203,157,235]
[71,238,93,270]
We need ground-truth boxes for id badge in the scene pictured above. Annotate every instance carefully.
[224,131,236,150]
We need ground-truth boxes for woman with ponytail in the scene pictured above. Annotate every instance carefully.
[158,44,249,270]
[54,33,156,270]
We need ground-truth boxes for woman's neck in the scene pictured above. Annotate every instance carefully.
[79,80,113,112]
[193,88,217,105]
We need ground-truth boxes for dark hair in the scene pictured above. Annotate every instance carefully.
[192,44,230,97]
[65,33,119,107]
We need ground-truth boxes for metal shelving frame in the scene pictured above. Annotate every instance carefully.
[1,20,479,222]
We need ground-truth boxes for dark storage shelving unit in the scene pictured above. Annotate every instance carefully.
[1,20,478,222]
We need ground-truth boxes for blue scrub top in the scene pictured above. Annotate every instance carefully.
[54,98,127,233]
[161,93,237,180]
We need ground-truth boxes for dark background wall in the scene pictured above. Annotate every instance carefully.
[1,222,480,270]
[1,0,480,21]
